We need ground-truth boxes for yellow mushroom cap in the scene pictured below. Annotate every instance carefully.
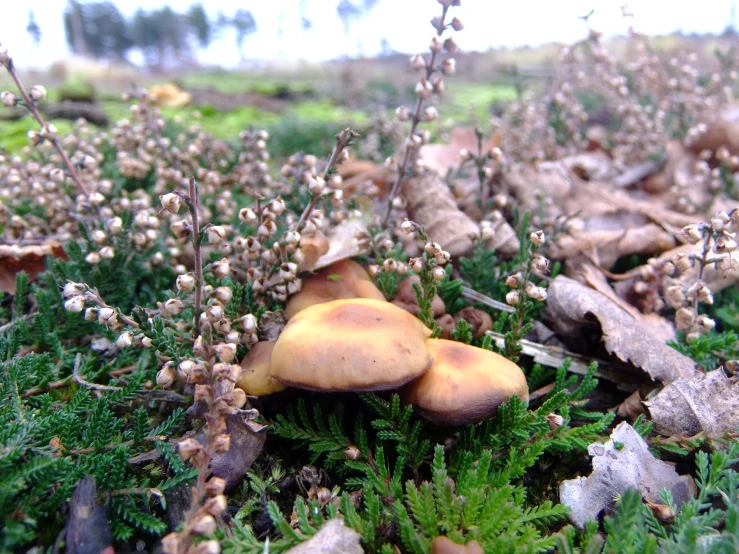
[270,298,433,391]
[285,259,387,318]
[402,338,529,425]
[237,341,287,396]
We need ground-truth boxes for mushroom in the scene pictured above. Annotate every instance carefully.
[392,275,445,317]
[435,313,456,339]
[270,298,433,391]
[430,536,484,554]
[237,341,287,396]
[402,338,528,425]
[454,306,493,340]
[285,259,386,318]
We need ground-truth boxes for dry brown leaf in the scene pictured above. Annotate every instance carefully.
[578,264,676,343]
[0,241,67,294]
[559,422,695,529]
[419,127,497,177]
[209,415,267,492]
[560,150,618,182]
[402,171,482,258]
[615,389,648,421]
[545,276,696,383]
[285,519,363,554]
[644,370,739,437]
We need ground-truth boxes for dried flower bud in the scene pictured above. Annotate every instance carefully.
[99,246,115,259]
[85,252,101,265]
[63,281,85,299]
[1,91,17,107]
[240,314,258,332]
[30,85,47,102]
[409,54,426,71]
[422,106,439,121]
[506,290,521,305]
[675,307,695,331]
[531,255,550,273]
[383,258,398,272]
[159,192,181,214]
[442,58,456,75]
[213,433,231,454]
[239,207,257,224]
[214,343,237,363]
[432,266,446,281]
[530,230,545,246]
[176,274,196,292]
[409,257,424,273]
[434,250,451,265]
[681,224,704,244]
[64,296,86,313]
[695,315,716,332]
[117,331,133,348]
[161,533,180,554]
[205,477,226,496]
[665,285,686,308]
[164,298,185,315]
[157,365,177,389]
[192,514,217,536]
[546,413,564,430]
[308,176,325,195]
[206,226,226,244]
[345,446,361,460]
[212,258,231,278]
[415,78,433,99]
[424,241,442,255]
[204,495,228,517]
[178,437,203,461]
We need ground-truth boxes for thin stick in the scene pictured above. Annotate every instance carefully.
[189,177,203,328]
[3,56,90,197]
[381,6,449,228]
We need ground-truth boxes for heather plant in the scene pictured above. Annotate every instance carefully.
[2,3,739,554]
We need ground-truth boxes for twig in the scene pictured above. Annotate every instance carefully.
[73,353,122,392]
[2,54,90,197]
[484,330,642,388]
[382,4,451,228]
[189,177,203,328]
[295,128,355,231]
[461,286,515,313]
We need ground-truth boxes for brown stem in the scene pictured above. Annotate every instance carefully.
[189,177,203,329]
[382,8,449,228]
[4,58,90,197]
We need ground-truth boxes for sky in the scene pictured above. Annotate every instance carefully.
[1,0,737,69]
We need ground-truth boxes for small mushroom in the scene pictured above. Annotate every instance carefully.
[402,338,528,425]
[454,306,493,340]
[285,259,386,318]
[430,536,484,554]
[270,298,433,391]
[435,313,456,339]
[392,275,445,317]
[237,341,287,396]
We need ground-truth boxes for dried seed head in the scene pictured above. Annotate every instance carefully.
[675,307,695,331]
[345,446,361,460]
[177,437,203,461]
[116,331,133,348]
[204,495,228,517]
[30,85,47,102]
[176,273,196,292]
[206,225,226,244]
[63,281,85,299]
[157,365,177,389]
[212,258,231,278]
[409,54,426,71]
[442,58,456,75]
[1,91,17,107]
[530,230,545,246]
[159,192,181,214]
[64,296,86,313]
[506,290,521,306]
[214,343,237,363]
[205,477,226,497]
[164,298,185,315]
[192,514,217,536]
[432,266,446,281]
[240,314,258,332]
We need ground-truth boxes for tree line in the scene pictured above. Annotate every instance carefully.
[62,1,257,69]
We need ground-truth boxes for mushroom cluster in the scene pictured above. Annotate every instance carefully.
[236,260,529,425]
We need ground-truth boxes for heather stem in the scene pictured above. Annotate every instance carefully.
[189,177,203,329]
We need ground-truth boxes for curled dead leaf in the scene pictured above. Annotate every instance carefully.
[0,241,67,294]
[559,422,695,529]
[545,276,696,383]
[644,369,739,437]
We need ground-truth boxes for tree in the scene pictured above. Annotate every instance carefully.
[232,9,257,62]
[187,3,212,48]
[26,11,41,45]
[63,2,133,61]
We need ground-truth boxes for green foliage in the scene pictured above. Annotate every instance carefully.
[0,270,193,549]
[668,330,739,371]
[235,360,613,553]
